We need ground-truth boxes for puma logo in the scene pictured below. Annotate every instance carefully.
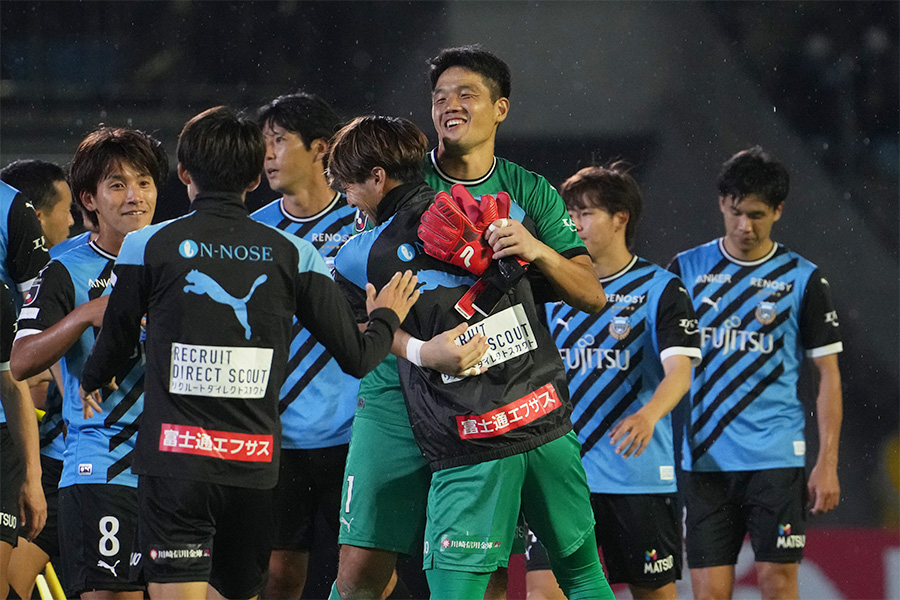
[97,559,120,577]
[183,270,267,340]
[701,296,720,312]
[555,317,571,330]
[340,516,354,532]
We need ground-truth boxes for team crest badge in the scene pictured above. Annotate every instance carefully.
[609,316,631,340]
[755,301,777,325]
[23,274,43,306]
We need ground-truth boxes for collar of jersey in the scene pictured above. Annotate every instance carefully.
[598,255,639,284]
[190,192,248,214]
[278,192,341,223]
[89,239,117,260]
[375,181,428,225]
[428,149,497,186]
[717,237,779,266]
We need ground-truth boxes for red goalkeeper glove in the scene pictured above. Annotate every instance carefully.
[418,184,511,275]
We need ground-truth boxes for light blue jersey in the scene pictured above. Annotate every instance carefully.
[251,194,359,448]
[547,257,700,493]
[670,239,842,472]
[16,240,144,487]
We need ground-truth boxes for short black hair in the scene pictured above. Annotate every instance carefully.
[257,92,342,148]
[718,146,789,210]
[177,106,265,194]
[327,116,428,188]
[428,45,511,101]
[560,161,643,249]
[69,127,168,228]
[0,159,68,211]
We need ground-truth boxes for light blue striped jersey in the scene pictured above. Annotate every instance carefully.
[546,257,700,493]
[670,239,842,472]
[250,194,359,448]
[16,240,144,487]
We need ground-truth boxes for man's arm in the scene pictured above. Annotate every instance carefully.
[11,296,108,381]
[608,354,692,457]
[486,220,605,313]
[0,372,46,542]
[807,353,842,514]
[391,325,488,377]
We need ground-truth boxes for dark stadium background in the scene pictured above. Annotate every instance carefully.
[2,2,897,598]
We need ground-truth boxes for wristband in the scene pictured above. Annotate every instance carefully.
[406,337,425,367]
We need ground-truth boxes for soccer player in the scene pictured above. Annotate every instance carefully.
[1,160,74,251]
[669,147,843,600]
[1,281,46,600]
[0,180,50,309]
[1,159,76,598]
[329,114,613,600]
[333,44,602,600]
[77,106,418,600]
[250,91,361,599]
[12,127,169,600]
[526,163,701,600]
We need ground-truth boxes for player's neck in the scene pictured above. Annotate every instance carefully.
[94,229,125,256]
[722,236,776,262]
[435,139,496,181]
[281,176,336,218]
[592,245,633,279]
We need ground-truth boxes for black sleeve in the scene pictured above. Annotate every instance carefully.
[655,278,701,364]
[81,263,148,392]
[1,284,15,363]
[6,196,50,290]
[799,268,842,352]
[15,261,75,335]
[294,269,398,378]
[335,270,370,324]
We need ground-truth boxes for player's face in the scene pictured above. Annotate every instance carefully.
[719,194,783,260]
[82,161,157,244]
[37,180,75,248]
[431,66,508,154]
[343,176,382,222]
[263,122,321,195]
[568,205,622,260]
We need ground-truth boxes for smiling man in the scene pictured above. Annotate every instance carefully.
[333,46,605,600]
[11,127,168,600]
[669,147,844,600]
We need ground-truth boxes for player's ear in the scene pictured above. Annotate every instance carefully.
[772,201,784,222]
[246,173,262,193]
[177,163,192,187]
[311,138,329,164]
[615,210,630,231]
[79,189,97,212]
[494,97,510,124]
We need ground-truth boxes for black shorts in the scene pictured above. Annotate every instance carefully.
[526,493,682,588]
[32,455,63,557]
[272,444,348,550]
[685,468,807,568]
[134,474,274,599]
[0,423,24,546]
[57,483,143,597]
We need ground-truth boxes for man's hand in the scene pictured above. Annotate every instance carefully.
[78,378,118,419]
[419,191,495,275]
[366,270,419,323]
[608,411,657,458]
[485,218,547,263]
[79,294,111,328]
[18,472,47,542]
[808,462,840,514]
[421,322,489,377]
